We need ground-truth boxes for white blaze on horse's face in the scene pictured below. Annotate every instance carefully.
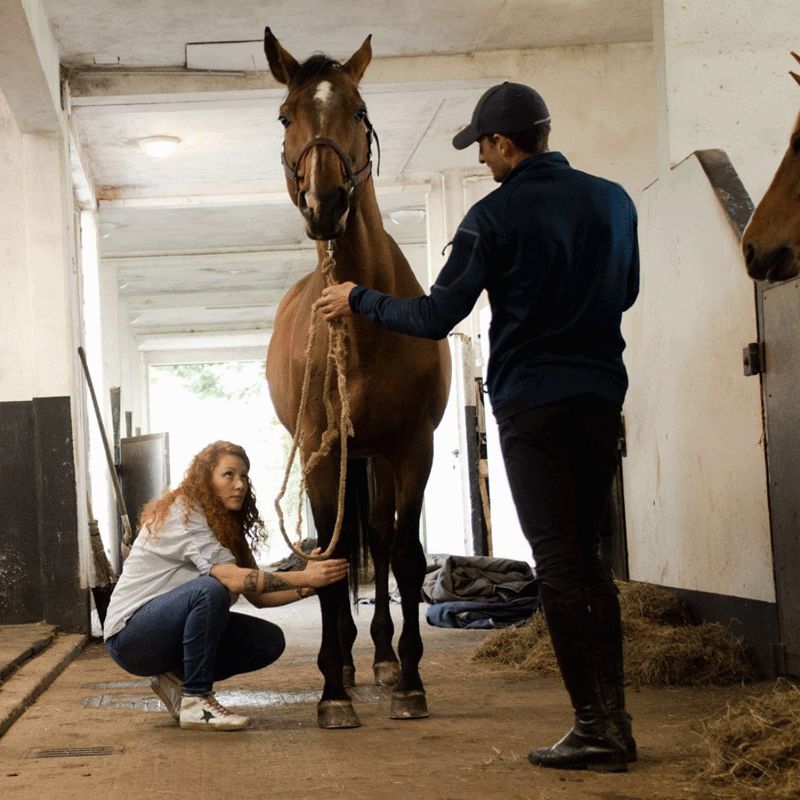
[313,80,334,129]
[304,80,334,207]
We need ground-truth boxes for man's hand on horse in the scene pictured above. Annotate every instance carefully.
[319,282,357,321]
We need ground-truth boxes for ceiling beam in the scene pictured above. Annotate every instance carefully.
[65,49,520,103]
[0,0,63,133]
[98,179,431,208]
[123,288,280,310]
[107,247,317,269]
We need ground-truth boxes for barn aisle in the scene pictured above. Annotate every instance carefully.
[0,599,749,800]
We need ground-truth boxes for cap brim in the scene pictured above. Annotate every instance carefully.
[452,124,479,150]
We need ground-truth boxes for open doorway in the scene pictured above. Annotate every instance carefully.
[148,360,304,564]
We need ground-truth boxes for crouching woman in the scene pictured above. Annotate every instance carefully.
[103,440,348,731]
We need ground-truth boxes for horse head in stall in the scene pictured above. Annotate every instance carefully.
[742,52,800,282]
[263,27,451,729]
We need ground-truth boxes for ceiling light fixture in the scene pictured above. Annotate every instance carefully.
[389,207,426,226]
[137,136,181,158]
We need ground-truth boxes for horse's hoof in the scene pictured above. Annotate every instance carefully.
[317,699,361,729]
[342,664,356,688]
[389,690,429,720]
[373,660,400,686]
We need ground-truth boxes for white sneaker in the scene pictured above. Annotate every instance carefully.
[149,671,182,720]
[179,693,250,731]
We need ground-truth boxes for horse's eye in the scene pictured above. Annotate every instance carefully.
[792,134,800,154]
[278,114,290,129]
[354,107,367,122]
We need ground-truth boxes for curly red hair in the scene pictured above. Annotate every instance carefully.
[139,440,264,568]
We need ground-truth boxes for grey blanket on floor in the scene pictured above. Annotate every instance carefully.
[422,554,537,604]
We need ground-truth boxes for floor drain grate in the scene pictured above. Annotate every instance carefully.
[28,746,122,759]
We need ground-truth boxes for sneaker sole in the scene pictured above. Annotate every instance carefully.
[149,682,181,721]
[179,721,250,732]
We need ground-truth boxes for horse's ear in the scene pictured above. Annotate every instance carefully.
[264,27,299,86]
[792,51,800,66]
[342,35,372,84]
[792,71,800,87]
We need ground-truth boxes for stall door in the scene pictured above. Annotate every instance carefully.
[762,278,800,675]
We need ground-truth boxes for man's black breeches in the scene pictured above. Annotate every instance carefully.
[498,393,621,598]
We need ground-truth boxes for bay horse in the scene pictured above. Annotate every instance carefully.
[263,28,451,729]
[742,52,800,282]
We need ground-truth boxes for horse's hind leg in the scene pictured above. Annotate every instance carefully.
[388,443,432,720]
[368,457,400,686]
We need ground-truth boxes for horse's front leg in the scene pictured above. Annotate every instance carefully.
[388,443,433,720]
[316,578,360,727]
[307,456,361,729]
[337,590,358,688]
[368,457,400,686]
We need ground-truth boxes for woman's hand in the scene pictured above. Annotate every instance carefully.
[318,282,357,321]
[302,547,349,587]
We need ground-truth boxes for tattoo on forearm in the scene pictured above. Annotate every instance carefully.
[260,572,291,593]
[244,571,258,593]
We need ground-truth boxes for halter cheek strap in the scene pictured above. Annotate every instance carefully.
[281,115,380,196]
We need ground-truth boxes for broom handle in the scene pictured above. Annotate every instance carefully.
[77,346,133,550]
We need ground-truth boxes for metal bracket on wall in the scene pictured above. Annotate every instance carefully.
[742,342,765,376]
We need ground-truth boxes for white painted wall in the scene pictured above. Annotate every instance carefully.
[654,0,799,201]
[623,154,772,600]
[0,1,94,590]
[0,100,75,401]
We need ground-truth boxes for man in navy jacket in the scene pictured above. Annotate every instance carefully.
[319,81,639,772]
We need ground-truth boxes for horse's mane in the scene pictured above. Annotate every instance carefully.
[289,54,343,89]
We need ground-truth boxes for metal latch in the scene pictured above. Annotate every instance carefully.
[742,342,764,376]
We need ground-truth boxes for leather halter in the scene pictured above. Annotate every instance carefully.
[281,113,380,197]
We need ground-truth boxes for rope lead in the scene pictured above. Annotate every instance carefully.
[274,240,353,562]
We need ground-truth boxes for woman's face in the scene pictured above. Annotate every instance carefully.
[211,454,249,511]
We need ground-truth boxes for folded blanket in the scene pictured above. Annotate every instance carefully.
[422,554,537,604]
[426,597,539,629]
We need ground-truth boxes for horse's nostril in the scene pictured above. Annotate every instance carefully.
[744,243,756,265]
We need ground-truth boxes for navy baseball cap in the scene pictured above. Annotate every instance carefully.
[452,82,550,150]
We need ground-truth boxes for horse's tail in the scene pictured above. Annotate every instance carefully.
[343,457,372,605]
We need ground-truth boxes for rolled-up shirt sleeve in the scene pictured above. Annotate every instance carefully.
[183,509,236,574]
[349,206,495,339]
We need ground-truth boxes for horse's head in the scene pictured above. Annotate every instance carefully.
[264,28,376,241]
[742,54,800,283]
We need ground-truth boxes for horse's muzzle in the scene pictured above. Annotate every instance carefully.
[299,187,350,240]
[745,242,799,283]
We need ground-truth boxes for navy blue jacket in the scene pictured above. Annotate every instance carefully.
[350,152,639,420]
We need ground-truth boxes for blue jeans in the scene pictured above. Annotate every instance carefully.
[106,575,285,696]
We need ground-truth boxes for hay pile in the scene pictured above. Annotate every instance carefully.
[697,680,800,799]
[472,580,753,686]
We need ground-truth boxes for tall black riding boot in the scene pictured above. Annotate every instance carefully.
[587,582,637,762]
[527,587,628,772]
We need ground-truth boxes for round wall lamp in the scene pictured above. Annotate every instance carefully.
[137,136,181,158]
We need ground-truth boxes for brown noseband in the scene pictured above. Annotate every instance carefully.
[281,114,380,196]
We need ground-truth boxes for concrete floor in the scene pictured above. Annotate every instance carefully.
[0,599,752,800]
